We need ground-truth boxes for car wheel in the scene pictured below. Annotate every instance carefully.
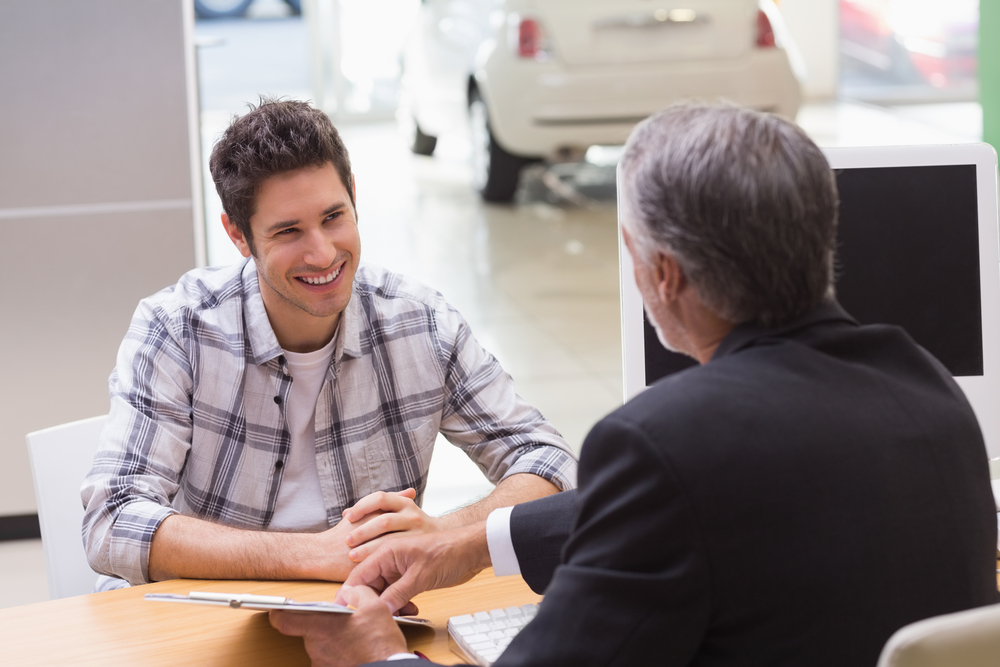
[194,0,255,19]
[469,90,533,203]
[283,0,302,15]
[412,123,438,156]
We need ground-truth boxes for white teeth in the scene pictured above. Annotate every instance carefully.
[302,266,341,285]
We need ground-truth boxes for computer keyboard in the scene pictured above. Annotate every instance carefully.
[447,603,539,666]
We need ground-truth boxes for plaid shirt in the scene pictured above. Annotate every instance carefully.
[82,259,577,586]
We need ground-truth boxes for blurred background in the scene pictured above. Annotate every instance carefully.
[0,0,994,607]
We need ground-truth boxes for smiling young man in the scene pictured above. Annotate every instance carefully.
[80,99,576,590]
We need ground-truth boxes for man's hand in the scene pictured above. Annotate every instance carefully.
[298,489,422,581]
[343,474,560,564]
[335,521,492,614]
[269,585,407,667]
[342,488,445,562]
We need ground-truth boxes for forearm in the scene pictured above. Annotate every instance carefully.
[437,473,560,530]
[147,514,353,583]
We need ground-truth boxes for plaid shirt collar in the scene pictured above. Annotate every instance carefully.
[241,258,363,365]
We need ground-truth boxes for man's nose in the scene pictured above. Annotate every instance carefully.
[301,228,338,268]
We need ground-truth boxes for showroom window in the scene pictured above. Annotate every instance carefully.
[839,0,978,102]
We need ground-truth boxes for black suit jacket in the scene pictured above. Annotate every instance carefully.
[369,302,998,666]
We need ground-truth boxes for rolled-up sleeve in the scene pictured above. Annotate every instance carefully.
[437,306,578,492]
[80,302,192,585]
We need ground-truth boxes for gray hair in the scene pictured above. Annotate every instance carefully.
[619,102,838,326]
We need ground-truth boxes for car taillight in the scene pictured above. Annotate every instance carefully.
[518,18,550,59]
[756,9,776,48]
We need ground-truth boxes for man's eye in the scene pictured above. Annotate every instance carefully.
[277,228,297,236]
[325,212,340,222]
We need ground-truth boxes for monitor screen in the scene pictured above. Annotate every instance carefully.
[641,162,984,384]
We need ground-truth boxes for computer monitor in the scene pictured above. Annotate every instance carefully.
[619,143,1000,456]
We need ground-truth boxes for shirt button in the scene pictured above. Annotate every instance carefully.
[275,460,284,470]
[273,396,282,404]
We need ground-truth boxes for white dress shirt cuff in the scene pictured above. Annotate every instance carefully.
[486,506,521,577]
[386,653,420,660]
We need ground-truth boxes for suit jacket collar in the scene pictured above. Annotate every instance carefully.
[712,300,859,361]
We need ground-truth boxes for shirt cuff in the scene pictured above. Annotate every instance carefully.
[386,653,420,661]
[486,506,520,577]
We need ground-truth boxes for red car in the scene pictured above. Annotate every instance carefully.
[840,0,977,88]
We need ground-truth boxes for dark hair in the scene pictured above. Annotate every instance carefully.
[619,102,838,326]
[209,98,354,253]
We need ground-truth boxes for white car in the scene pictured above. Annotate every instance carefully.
[402,0,804,202]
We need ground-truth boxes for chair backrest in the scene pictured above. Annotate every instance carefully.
[26,415,106,599]
[877,603,1000,667]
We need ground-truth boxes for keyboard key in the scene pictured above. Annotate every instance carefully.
[466,634,490,644]
[489,609,507,620]
[450,614,475,626]
[507,617,524,628]
[489,620,508,631]
[487,630,505,641]
[474,623,491,634]
[504,628,519,638]
[474,611,491,622]
[505,606,523,617]
[456,625,474,637]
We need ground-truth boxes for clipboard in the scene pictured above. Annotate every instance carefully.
[144,591,432,627]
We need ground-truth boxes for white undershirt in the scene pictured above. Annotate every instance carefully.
[269,334,337,532]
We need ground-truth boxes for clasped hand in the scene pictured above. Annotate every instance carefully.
[342,487,446,562]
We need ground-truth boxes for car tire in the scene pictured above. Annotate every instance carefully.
[194,0,254,19]
[469,90,534,203]
[412,123,438,156]
[283,0,302,15]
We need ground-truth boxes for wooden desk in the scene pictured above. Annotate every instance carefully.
[0,569,540,666]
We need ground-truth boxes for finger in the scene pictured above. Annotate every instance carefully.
[379,572,426,614]
[349,534,389,562]
[341,584,394,615]
[334,571,386,605]
[347,512,424,548]
[397,601,420,617]
[397,487,417,500]
[344,491,411,523]
[269,609,308,637]
[343,545,399,588]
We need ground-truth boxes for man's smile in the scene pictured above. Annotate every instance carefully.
[296,263,344,287]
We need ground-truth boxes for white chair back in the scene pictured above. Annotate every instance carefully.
[877,603,1000,667]
[26,415,105,599]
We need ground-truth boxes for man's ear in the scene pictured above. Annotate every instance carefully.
[655,252,686,305]
[222,213,252,259]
